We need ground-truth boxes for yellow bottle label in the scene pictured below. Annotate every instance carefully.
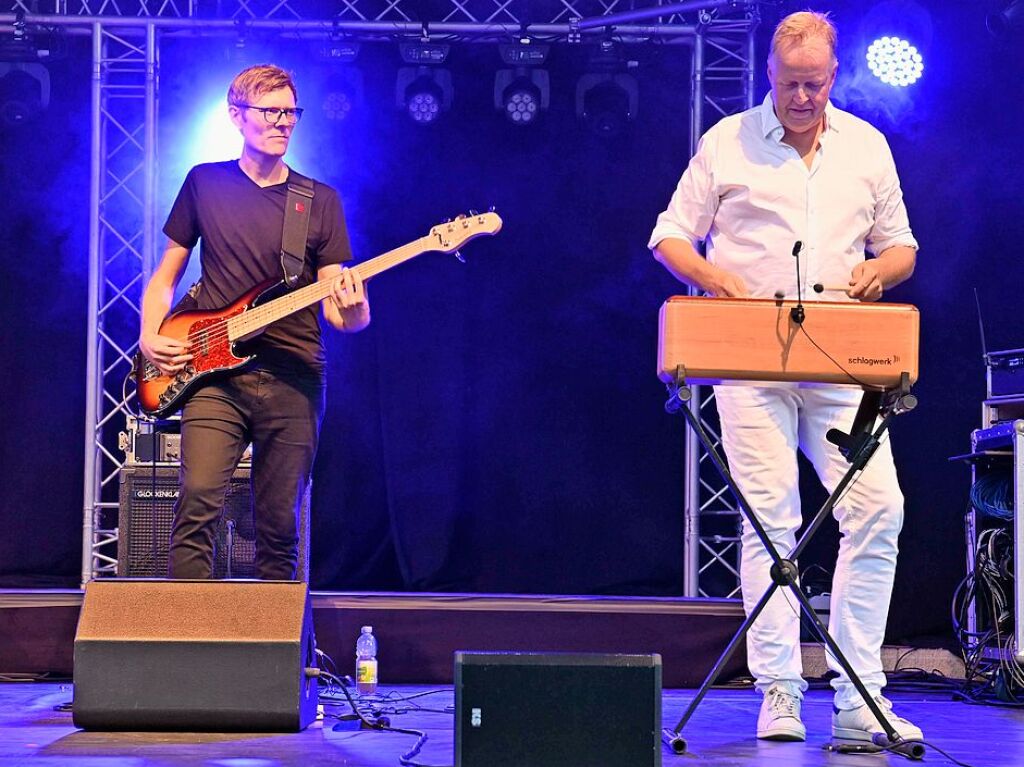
[357,659,378,684]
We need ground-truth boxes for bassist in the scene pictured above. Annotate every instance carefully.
[139,64,369,580]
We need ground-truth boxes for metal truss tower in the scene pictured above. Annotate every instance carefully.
[685,8,759,599]
[1,1,758,591]
[81,21,163,584]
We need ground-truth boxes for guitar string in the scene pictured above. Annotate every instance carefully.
[183,219,493,345]
[146,225,491,372]
[174,236,436,351]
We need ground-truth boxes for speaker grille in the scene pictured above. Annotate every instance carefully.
[117,465,309,580]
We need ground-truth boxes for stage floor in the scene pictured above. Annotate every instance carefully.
[1,682,1019,767]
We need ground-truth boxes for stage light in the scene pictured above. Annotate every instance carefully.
[320,39,359,64]
[493,42,550,127]
[494,69,549,126]
[575,73,638,137]
[322,71,363,123]
[395,42,453,125]
[192,100,243,163]
[0,62,49,126]
[988,0,1024,38]
[399,42,450,66]
[495,43,548,128]
[395,66,452,125]
[504,82,539,125]
[323,90,353,121]
[0,23,55,127]
[318,40,363,123]
[866,37,924,87]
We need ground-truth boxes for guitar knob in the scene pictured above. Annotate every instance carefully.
[468,209,478,216]
[454,251,465,263]
[488,205,496,212]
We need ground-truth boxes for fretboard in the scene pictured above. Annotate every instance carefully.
[227,234,434,340]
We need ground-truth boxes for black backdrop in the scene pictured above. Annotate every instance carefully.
[2,0,1022,646]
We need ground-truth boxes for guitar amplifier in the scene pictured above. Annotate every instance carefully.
[117,464,310,581]
[132,432,182,463]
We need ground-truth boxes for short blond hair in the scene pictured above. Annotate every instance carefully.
[770,11,838,62]
[227,64,297,106]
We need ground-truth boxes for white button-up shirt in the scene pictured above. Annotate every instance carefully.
[648,93,918,300]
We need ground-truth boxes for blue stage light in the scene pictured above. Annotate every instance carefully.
[866,36,924,87]
[323,90,354,122]
[407,87,442,124]
[503,81,541,125]
[395,67,452,126]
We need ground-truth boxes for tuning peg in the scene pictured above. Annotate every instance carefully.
[454,251,465,263]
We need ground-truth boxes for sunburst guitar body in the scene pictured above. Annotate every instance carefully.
[136,281,283,417]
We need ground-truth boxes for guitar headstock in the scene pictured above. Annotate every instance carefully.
[429,211,503,254]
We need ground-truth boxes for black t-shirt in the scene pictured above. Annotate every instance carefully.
[163,161,351,374]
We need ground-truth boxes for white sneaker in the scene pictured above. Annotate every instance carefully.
[757,685,806,741]
[832,695,924,743]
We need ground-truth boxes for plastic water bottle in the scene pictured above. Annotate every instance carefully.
[355,625,378,695]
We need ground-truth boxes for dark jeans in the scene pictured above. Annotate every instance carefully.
[168,368,326,580]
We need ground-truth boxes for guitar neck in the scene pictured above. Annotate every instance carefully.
[227,235,434,340]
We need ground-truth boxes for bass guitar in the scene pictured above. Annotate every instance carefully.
[136,211,502,417]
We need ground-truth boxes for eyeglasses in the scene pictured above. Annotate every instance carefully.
[234,104,304,124]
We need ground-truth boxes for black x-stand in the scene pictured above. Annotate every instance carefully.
[662,368,925,760]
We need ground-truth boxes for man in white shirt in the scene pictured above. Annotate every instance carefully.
[649,11,923,744]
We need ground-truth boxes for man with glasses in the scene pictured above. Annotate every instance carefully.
[139,64,369,580]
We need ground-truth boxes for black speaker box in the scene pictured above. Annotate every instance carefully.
[117,464,310,581]
[454,652,662,767]
[73,579,318,731]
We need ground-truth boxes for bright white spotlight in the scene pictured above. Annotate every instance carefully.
[191,102,241,163]
[866,37,924,87]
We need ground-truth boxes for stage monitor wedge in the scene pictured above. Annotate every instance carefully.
[455,651,662,767]
[73,579,318,731]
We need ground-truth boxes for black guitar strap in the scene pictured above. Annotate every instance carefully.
[281,171,315,288]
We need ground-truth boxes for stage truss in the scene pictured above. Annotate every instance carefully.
[2,0,759,595]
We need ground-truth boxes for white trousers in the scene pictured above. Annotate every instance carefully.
[713,384,905,710]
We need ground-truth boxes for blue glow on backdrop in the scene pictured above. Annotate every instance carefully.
[829,0,934,131]
[191,101,241,164]
[157,45,337,298]
[866,36,924,87]
[158,44,327,206]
